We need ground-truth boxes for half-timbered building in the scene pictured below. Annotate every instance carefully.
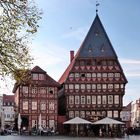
[58,14,127,123]
[13,66,60,131]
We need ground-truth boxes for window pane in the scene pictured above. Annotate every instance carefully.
[102,96,107,104]
[23,101,28,110]
[114,95,119,104]
[49,101,54,110]
[97,96,101,104]
[87,96,91,104]
[39,74,45,80]
[81,84,85,89]
[69,96,74,104]
[108,95,113,104]
[75,84,79,90]
[92,96,96,104]
[81,96,85,104]
[69,84,74,89]
[32,101,37,110]
[75,96,80,104]
[32,74,38,80]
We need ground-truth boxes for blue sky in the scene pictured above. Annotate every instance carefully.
[1,0,140,106]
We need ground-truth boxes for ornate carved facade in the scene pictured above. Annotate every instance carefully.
[59,14,127,121]
[13,66,60,131]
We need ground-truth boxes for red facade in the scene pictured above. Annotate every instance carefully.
[13,66,60,131]
[58,14,127,122]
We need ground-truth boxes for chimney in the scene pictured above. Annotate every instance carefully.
[70,50,74,62]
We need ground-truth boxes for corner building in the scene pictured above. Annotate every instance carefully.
[13,66,60,131]
[59,14,127,121]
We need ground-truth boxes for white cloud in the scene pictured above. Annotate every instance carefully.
[119,58,140,77]
[120,58,140,64]
[30,41,68,66]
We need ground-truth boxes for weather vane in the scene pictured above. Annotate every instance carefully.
[96,0,100,13]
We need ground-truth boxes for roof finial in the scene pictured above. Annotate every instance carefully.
[96,0,100,14]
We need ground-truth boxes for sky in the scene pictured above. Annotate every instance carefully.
[1,0,140,106]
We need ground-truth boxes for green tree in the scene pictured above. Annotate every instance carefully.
[0,0,42,82]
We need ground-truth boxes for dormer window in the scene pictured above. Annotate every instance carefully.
[94,30,99,36]
[100,44,105,52]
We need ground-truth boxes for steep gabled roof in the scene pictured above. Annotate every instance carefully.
[31,66,46,73]
[59,14,118,84]
[78,14,117,58]
[3,94,15,103]
[13,66,60,93]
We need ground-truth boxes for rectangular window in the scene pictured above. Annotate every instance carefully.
[87,73,91,78]
[87,96,91,104]
[69,84,74,89]
[92,96,96,104]
[49,120,55,128]
[102,84,107,89]
[49,101,54,110]
[65,84,68,89]
[87,84,91,90]
[114,111,118,118]
[39,74,45,80]
[114,95,119,104]
[32,73,38,80]
[102,96,107,104]
[69,111,74,118]
[23,86,28,93]
[97,84,101,89]
[32,120,37,127]
[40,102,46,110]
[23,101,28,110]
[69,73,74,78]
[81,96,85,104]
[97,73,101,78]
[75,73,80,78]
[81,84,85,90]
[32,87,37,94]
[75,111,79,117]
[97,96,101,104]
[75,96,79,104]
[108,95,113,104]
[92,73,96,78]
[69,96,74,104]
[108,73,114,78]
[107,111,112,117]
[40,87,46,94]
[108,84,113,89]
[121,84,124,88]
[102,73,107,78]
[80,111,85,118]
[75,84,79,90]
[92,84,96,89]
[114,84,119,88]
[32,101,37,110]
[115,73,120,77]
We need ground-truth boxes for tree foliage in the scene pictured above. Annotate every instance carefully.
[0,0,42,82]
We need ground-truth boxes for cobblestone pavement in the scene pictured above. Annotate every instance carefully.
[0,135,140,140]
